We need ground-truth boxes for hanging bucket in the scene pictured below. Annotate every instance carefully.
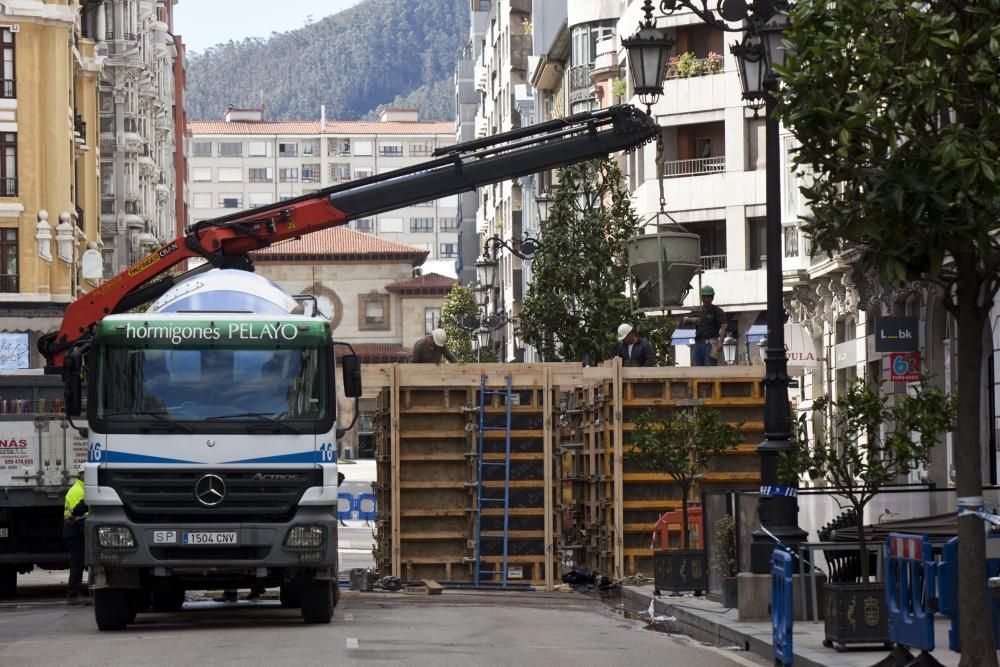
[627,232,701,311]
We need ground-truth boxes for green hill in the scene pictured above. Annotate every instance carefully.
[184,0,468,121]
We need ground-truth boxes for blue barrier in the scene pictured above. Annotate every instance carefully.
[885,533,936,652]
[772,548,794,666]
[938,534,1000,652]
[337,491,355,521]
[355,492,377,522]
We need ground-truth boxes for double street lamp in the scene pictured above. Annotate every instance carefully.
[624,0,804,574]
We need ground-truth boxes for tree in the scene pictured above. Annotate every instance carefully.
[438,284,495,363]
[521,158,673,363]
[780,378,955,582]
[628,407,741,550]
[777,2,1000,662]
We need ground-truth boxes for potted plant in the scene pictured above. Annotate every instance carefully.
[630,406,741,594]
[781,377,954,650]
[711,514,738,608]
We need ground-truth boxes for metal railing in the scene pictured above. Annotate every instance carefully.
[701,254,727,271]
[0,177,16,197]
[0,273,17,293]
[0,79,15,99]
[569,64,594,92]
[662,156,726,178]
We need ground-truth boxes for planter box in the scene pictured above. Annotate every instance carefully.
[653,550,707,594]
[823,582,889,651]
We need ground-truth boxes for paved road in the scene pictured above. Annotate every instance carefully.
[0,590,765,666]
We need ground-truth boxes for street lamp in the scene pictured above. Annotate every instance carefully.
[621,0,676,111]
[625,0,803,574]
[722,335,738,365]
[535,191,554,226]
[483,234,542,261]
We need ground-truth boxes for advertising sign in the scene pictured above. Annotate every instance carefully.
[875,316,919,352]
[0,333,29,370]
[889,352,921,382]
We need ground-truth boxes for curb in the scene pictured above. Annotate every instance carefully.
[621,587,859,667]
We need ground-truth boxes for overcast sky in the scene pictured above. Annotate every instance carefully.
[174,0,363,55]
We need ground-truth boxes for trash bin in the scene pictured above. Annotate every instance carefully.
[350,568,373,592]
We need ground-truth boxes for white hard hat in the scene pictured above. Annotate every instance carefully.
[431,328,447,347]
[617,323,633,341]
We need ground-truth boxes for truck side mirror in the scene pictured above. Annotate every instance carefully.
[341,354,362,398]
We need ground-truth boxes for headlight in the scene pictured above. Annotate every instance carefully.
[96,525,136,549]
[284,525,325,549]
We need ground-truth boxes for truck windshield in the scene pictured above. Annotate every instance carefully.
[94,345,331,429]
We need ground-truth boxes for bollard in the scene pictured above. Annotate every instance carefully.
[772,548,794,666]
[337,491,355,522]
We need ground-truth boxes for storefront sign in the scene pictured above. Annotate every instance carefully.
[889,352,921,382]
[875,316,919,352]
[834,340,858,369]
[784,323,818,368]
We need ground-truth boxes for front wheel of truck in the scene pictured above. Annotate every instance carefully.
[94,588,131,631]
[300,580,333,624]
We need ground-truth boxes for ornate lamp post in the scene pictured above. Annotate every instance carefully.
[625,0,803,574]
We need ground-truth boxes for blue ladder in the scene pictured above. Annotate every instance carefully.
[474,373,513,587]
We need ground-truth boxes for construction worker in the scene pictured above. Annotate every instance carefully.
[63,470,89,604]
[616,323,655,367]
[681,285,727,366]
[409,328,458,364]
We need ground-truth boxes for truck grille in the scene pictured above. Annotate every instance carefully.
[98,468,323,524]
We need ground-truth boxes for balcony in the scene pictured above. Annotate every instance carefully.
[0,79,14,99]
[701,254,727,271]
[665,53,724,80]
[568,64,595,104]
[0,177,16,197]
[663,156,726,178]
[0,273,17,293]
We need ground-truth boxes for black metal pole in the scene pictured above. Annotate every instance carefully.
[749,83,807,573]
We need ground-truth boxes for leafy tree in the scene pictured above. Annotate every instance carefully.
[629,407,741,550]
[438,284,495,363]
[780,378,955,582]
[777,1,1000,661]
[521,159,669,363]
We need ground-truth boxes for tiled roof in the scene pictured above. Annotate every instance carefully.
[251,227,428,263]
[188,120,455,136]
[385,272,457,295]
[352,343,411,363]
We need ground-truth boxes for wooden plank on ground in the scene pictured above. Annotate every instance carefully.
[422,579,444,595]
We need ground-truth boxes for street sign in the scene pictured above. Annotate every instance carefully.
[890,352,921,382]
[875,316,919,352]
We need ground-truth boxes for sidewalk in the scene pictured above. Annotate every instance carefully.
[622,584,963,667]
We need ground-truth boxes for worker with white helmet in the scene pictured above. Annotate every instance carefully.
[616,323,655,367]
[409,328,459,364]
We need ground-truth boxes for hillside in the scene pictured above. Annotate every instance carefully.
[184,0,468,121]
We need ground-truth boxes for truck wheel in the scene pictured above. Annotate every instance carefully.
[300,580,333,624]
[94,588,131,631]
[279,583,302,608]
[0,565,16,598]
[150,587,185,612]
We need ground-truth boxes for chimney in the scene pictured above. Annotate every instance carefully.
[321,104,326,126]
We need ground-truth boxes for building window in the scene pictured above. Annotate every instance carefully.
[410,142,433,156]
[279,167,299,182]
[413,200,434,207]
[439,217,459,231]
[380,217,403,233]
[218,142,242,157]
[329,138,350,156]
[439,243,457,258]
[218,167,242,182]
[783,224,799,258]
[0,29,14,99]
[687,220,727,270]
[748,217,766,270]
[0,227,16,292]
[191,141,212,157]
[359,293,390,330]
[354,218,374,233]
[218,194,243,209]
[0,132,15,196]
[330,163,351,181]
[278,142,297,157]
[301,141,318,156]
[191,192,212,208]
[248,192,271,207]
[379,142,403,157]
[247,141,271,157]
[354,167,373,180]
[248,167,272,183]
[424,307,440,334]
[301,164,320,183]
[410,217,433,233]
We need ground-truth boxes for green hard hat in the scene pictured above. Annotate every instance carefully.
[700,285,715,296]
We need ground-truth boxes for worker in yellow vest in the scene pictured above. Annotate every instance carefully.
[63,471,89,604]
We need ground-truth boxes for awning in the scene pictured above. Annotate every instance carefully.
[671,325,696,345]
[746,312,768,343]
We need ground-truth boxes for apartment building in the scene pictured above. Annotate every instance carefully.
[95,0,185,277]
[187,107,460,277]
[0,1,103,370]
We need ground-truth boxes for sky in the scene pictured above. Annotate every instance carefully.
[174,0,364,55]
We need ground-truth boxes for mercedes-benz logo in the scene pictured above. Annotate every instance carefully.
[194,474,226,507]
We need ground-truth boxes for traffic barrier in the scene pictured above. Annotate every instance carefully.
[884,533,936,652]
[938,534,1000,651]
[772,548,794,666]
[355,492,377,522]
[337,491,355,521]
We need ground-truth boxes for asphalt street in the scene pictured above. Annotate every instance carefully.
[0,589,766,666]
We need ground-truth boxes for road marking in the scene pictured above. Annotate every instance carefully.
[346,637,359,649]
[344,613,354,621]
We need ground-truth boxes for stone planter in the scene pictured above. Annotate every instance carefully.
[627,232,701,311]
[653,549,707,595]
[822,581,889,651]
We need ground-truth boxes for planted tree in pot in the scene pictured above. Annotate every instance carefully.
[630,407,741,594]
[712,515,738,608]
[780,377,955,650]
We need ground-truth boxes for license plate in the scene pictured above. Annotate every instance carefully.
[182,531,238,545]
[0,528,7,538]
[152,530,177,544]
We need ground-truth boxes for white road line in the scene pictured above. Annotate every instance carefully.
[344,613,354,621]
[346,637,359,649]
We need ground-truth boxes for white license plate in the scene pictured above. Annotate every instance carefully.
[182,531,238,546]
[0,528,7,538]
[152,530,177,544]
